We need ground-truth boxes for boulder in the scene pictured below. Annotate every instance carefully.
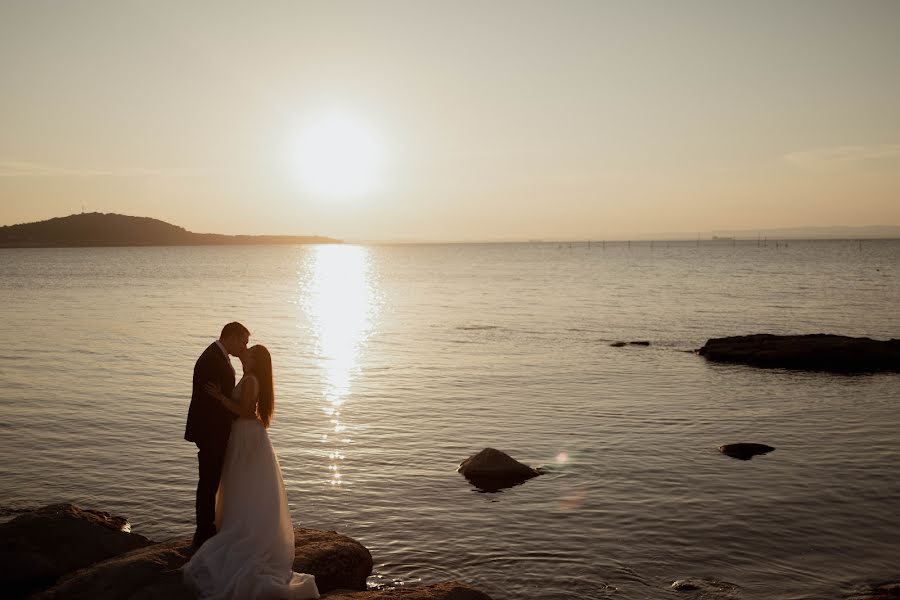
[698,334,900,372]
[0,503,153,598]
[323,581,493,599]
[293,527,374,592]
[34,527,373,599]
[458,448,540,492]
[31,537,194,600]
[719,443,775,461]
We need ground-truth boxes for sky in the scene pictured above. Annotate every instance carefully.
[1,0,899,241]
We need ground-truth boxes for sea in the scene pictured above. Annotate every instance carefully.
[1,239,898,600]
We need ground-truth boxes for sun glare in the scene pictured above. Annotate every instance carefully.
[295,113,385,199]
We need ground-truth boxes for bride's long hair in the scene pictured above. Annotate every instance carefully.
[247,344,275,428]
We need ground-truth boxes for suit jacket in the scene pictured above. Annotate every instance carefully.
[184,342,237,452]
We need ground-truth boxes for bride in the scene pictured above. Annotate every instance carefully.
[183,344,319,600]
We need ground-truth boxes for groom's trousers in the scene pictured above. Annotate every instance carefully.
[195,446,226,543]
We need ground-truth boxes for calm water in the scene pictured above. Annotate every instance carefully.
[1,240,898,600]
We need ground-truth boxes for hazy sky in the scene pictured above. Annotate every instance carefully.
[2,0,899,241]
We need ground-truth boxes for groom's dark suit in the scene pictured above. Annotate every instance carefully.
[185,341,237,544]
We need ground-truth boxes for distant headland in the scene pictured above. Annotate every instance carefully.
[0,213,342,248]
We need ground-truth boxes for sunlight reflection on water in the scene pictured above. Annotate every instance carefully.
[301,245,377,487]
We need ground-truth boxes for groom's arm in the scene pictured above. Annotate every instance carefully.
[193,351,223,407]
[206,377,257,419]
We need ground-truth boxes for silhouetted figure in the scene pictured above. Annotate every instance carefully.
[183,344,319,598]
[184,322,250,548]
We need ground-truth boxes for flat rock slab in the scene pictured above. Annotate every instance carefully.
[458,448,540,492]
[0,503,153,598]
[698,334,900,373]
[324,582,493,600]
[719,443,775,461]
[34,527,373,600]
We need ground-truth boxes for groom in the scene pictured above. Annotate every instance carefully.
[184,321,250,548]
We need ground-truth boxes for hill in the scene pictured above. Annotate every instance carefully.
[0,213,341,247]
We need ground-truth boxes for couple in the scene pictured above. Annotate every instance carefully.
[182,322,319,600]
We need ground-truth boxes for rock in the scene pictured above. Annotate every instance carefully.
[0,503,153,598]
[610,341,627,347]
[32,537,195,600]
[5,503,491,600]
[671,579,701,590]
[629,341,650,346]
[34,527,373,599]
[293,527,374,593]
[671,578,738,594]
[697,334,900,373]
[852,582,900,599]
[719,443,775,461]
[458,448,540,492]
[610,341,650,347]
[322,581,493,599]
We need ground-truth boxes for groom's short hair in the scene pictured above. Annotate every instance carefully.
[221,322,250,340]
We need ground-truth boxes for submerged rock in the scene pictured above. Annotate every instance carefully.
[323,581,493,599]
[671,579,702,590]
[0,503,153,598]
[34,527,372,599]
[458,448,540,492]
[698,334,900,373]
[671,578,739,595]
[719,443,775,460]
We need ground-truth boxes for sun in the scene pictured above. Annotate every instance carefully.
[295,113,385,199]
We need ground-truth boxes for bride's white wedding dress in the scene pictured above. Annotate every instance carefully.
[183,378,319,600]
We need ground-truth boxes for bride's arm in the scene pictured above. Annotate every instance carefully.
[204,379,258,419]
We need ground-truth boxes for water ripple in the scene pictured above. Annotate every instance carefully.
[0,241,898,600]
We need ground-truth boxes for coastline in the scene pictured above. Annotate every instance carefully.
[4,503,898,600]
[1,503,492,600]
[0,212,342,248]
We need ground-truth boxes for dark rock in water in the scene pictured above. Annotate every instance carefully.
[0,503,153,598]
[697,334,900,373]
[852,582,900,599]
[33,527,373,599]
[610,341,627,347]
[629,341,650,346]
[324,581,494,599]
[671,579,702,591]
[458,448,540,492]
[719,443,775,460]
[671,578,739,594]
[611,341,650,347]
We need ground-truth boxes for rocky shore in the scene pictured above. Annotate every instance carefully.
[1,503,491,600]
[3,501,898,599]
